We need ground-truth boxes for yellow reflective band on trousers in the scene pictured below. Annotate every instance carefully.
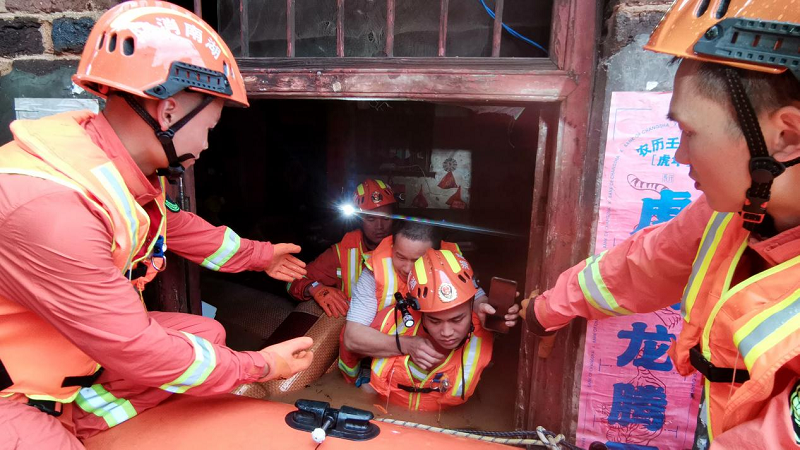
[578,252,632,316]
[451,335,481,398]
[338,357,359,378]
[91,162,145,272]
[734,282,800,371]
[201,228,241,271]
[159,332,217,394]
[75,384,137,428]
[681,212,733,322]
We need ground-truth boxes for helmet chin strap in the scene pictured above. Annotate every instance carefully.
[723,68,800,230]
[120,93,214,184]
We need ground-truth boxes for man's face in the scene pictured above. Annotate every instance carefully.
[423,301,473,350]
[669,61,752,212]
[170,94,224,169]
[361,205,393,247]
[392,234,432,282]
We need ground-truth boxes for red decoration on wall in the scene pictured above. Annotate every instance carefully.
[437,171,458,189]
[411,187,429,208]
[446,186,466,209]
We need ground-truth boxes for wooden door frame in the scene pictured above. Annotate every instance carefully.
[164,0,600,438]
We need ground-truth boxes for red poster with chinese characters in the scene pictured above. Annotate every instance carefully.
[576,92,703,450]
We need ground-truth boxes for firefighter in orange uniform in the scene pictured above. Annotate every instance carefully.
[287,179,395,317]
[341,221,519,385]
[521,1,800,448]
[0,2,314,448]
[368,248,493,411]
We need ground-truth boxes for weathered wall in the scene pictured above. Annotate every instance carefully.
[0,0,116,142]
[585,0,676,241]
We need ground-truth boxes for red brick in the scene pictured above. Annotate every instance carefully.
[7,0,89,13]
[0,18,44,57]
[91,0,122,10]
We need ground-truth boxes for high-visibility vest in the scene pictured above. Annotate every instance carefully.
[334,230,366,299]
[670,211,800,441]
[339,238,463,382]
[0,111,166,402]
[368,307,493,411]
[365,237,463,311]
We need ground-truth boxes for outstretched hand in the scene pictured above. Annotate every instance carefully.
[265,243,307,282]
[257,337,315,381]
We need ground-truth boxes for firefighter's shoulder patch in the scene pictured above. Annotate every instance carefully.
[165,196,180,213]
[790,379,800,444]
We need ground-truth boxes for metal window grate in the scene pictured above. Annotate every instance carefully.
[212,0,531,59]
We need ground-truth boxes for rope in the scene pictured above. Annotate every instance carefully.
[375,418,574,449]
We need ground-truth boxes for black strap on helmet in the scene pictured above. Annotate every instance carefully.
[120,92,214,183]
[722,68,800,230]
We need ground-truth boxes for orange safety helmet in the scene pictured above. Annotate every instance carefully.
[407,249,477,313]
[353,179,396,211]
[73,0,248,107]
[645,0,800,230]
[645,0,799,81]
[73,1,248,182]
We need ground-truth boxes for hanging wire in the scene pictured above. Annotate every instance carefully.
[478,0,548,55]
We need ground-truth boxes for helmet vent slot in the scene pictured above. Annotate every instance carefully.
[695,0,710,18]
[423,287,428,298]
[122,37,134,56]
[108,33,117,53]
[97,33,105,50]
[715,0,730,19]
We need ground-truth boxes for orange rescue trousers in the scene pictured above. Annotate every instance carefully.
[0,311,225,449]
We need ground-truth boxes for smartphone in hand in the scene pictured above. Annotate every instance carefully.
[484,277,517,334]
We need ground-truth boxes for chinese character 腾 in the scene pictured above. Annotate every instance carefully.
[608,383,668,432]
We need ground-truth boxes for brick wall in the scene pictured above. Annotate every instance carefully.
[0,0,119,141]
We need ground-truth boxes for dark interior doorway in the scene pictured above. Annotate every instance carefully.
[194,98,541,430]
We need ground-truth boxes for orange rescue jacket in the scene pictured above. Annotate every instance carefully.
[368,307,493,411]
[0,111,166,402]
[339,237,462,382]
[335,230,366,299]
[671,211,800,440]
[535,197,800,445]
